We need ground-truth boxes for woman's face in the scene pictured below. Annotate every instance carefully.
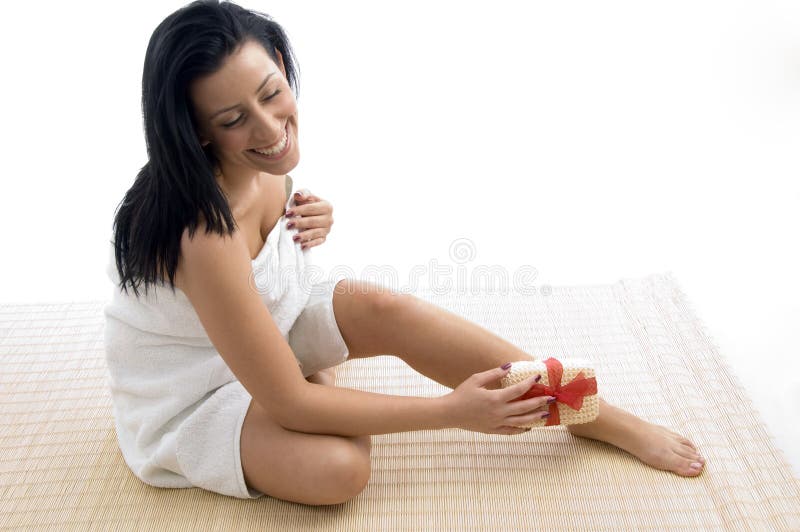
[189,39,299,179]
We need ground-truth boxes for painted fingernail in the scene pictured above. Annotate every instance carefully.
[541,413,550,418]
[287,222,295,229]
[533,375,542,383]
[501,362,512,370]
[286,210,294,217]
[547,397,556,404]
[293,235,301,242]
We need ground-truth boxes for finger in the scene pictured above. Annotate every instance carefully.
[293,189,319,203]
[292,231,325,246]
[287,214,332,231]
[498,374,542,402]
[292,228,326,243]
[289,200,331,217]
[293,194,319,205]
[505,409,551,426]
[473,366,514,388]
[504,394,552,416]
[300,237,326,250]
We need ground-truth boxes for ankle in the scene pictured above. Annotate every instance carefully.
[568,397,628,435]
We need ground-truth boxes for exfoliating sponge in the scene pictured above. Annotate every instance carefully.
[501,357,599,428]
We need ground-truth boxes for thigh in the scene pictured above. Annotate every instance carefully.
[287,279,351,377]
[240,398,372,506]
[330,278,407,359]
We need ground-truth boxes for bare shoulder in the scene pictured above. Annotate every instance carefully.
[177,219,255,322]
[179,219,247,270]
[171,217,245,291]
[176,216,306,421]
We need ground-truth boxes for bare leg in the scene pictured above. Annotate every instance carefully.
[380,294,706,477]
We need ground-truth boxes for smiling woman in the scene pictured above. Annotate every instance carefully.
[103,0,707,510]
[110,3,301,298]
[103,0,357,503]
[189,39,301,193]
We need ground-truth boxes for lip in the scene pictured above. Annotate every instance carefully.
[251,124,289,152]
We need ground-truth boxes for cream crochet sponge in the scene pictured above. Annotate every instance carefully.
[500,357,599,428]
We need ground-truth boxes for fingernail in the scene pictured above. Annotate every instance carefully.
[501,362,512,370]
[285,210,294,217]
[287,222,295,229]
[295,191,304,197]
[533,375,542,383]
[541,413,550,418]
[293,235,300,242]
[547,397,556,404]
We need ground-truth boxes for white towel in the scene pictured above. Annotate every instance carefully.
[103,191,312,490]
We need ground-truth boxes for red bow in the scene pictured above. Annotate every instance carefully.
[512,357,597,426]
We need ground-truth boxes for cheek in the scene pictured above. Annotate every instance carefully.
[217,131,250,151]
[279,94,299,116]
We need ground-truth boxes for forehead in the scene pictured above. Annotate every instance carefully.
[189,40,278,116]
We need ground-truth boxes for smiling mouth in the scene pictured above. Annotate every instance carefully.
[248,125,289,157]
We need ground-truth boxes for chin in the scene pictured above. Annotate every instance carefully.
[260,148,299,174]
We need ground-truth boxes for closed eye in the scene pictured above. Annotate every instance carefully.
[222,90,282,128]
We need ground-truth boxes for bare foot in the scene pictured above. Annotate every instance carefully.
[567,398,706,477]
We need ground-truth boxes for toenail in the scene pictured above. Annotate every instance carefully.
[690,462,701,469]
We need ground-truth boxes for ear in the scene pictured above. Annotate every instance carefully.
[274,48,287,79]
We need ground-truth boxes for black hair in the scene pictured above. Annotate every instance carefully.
[110,0,300,298]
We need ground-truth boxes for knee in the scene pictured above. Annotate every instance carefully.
[366,283,414,318]
[311,440,372,506]
[338,278,411,318]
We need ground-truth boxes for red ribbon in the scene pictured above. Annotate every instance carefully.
[511,357,598,426]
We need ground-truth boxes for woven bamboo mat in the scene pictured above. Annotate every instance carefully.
[1,271,798,530]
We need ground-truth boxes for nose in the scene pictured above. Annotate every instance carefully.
[251,105,285,145]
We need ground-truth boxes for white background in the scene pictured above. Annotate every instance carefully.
[1,1,798,477]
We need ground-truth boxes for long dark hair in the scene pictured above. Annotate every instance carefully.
[110,0,300,298]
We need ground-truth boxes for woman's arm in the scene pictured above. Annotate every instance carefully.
[285,381,450,436]
[179,220,450,436]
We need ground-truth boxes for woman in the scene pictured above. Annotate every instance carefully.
[105,0,705,506]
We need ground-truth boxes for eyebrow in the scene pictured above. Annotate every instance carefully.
[209,72,276,119]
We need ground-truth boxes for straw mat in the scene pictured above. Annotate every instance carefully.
[1,272,798,530]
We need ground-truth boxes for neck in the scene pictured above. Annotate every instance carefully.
[215,162,260,198]
[214,162,263,214]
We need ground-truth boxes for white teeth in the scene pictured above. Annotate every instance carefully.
[251,128,288,156]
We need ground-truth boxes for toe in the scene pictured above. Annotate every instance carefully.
[680,441,704,460]
[671,448,706,476]
[662,446,704,476]
[673,445,697,461]
[680,439,698,451]
[686,460,704,475]
[670,432,697,450]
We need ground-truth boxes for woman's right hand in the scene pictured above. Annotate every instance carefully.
[442,366,552,435]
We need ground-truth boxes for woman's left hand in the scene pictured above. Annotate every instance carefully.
[285,190,334,250]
